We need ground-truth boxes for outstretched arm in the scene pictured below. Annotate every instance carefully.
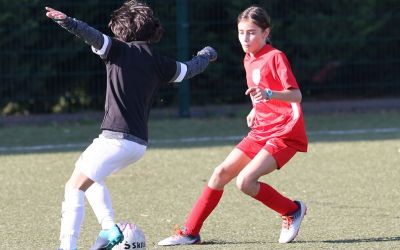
[170,46,217,83]
[181,46,217,80]
[45,7,108,53]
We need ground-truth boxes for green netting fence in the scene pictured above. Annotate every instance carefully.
[1,0,399,115]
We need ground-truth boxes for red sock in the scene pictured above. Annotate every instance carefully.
[184,186,223,235]
[253,182,298,216]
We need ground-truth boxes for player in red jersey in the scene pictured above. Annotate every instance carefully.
[158,5,308,246]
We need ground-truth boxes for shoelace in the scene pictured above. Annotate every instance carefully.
[173,224,186,237]
[281,215,294,230]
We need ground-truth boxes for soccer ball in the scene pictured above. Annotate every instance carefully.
[113,222,146,250]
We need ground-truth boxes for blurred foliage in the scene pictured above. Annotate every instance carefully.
[0,0,399,114]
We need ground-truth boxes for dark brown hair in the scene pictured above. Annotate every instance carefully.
[109,0,164,43]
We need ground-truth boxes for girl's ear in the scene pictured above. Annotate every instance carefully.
[263,28,270,40]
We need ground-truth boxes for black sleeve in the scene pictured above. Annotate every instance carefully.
[183,55,210,80]
[153,53,180,83]
[153,54,212,83]
[55,17,106,51]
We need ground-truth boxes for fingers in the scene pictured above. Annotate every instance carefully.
[198,46,218,62]
[45,6,66,20]
[246,86,266,102]
[245,86,257,95]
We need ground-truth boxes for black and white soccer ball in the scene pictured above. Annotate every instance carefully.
[113,222,146,250]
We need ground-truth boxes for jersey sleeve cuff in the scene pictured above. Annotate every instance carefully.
[91,34,110,57]
[170,62,188,83]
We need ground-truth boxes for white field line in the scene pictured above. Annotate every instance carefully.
[0,127,399,153]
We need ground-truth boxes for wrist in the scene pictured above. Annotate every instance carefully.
[57,16,73,28]
[265,88,273,100]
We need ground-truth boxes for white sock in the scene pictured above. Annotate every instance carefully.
[59,187,85,250]
[86,181,115,230]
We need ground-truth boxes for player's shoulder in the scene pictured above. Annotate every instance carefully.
[151,49,177,64]
[266,46,291,64]
[266,45,286,57]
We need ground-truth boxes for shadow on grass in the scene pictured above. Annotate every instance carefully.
[201,239,266,245]
[173,236,400,246]
[296,236,400,244]
[323,236,400,243]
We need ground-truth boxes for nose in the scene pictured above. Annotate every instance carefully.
[244,33,250,42]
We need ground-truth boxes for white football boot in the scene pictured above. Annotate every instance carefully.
[158,225,201,246]
[279,200,307,243]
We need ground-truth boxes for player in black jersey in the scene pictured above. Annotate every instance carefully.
[46,1,217,249]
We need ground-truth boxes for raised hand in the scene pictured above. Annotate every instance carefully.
[197,46,218,62]
[45,7,67,20]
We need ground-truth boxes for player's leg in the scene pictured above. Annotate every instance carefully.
[184,148,251,233]
[85,182,114,230]
[158,148,251,246]
[59,169,94,250]
[82,138,146,229]
[236,148,298,214]
[236,139,306,243]
[82,136,146,250]
[85,181,126,250]
[59,135,146,250]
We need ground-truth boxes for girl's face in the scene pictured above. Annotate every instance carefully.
[238,20,269,57]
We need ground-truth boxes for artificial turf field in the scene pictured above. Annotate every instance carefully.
[0,111,399,249]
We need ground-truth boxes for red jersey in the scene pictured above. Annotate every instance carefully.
[243,44,308,152]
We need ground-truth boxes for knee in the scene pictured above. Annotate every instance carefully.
[65,173,94,192]
[209,165,232,187]
[236,174,255,196]
[65,179,81,193]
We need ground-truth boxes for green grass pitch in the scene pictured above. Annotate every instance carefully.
[0,111,399,249]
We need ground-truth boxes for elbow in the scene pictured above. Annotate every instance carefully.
[290,88,302,103]
[297,91,302,103]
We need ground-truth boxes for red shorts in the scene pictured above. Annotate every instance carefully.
[236,136,297,169]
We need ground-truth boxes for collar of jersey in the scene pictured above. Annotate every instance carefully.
[246,44,273,60]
